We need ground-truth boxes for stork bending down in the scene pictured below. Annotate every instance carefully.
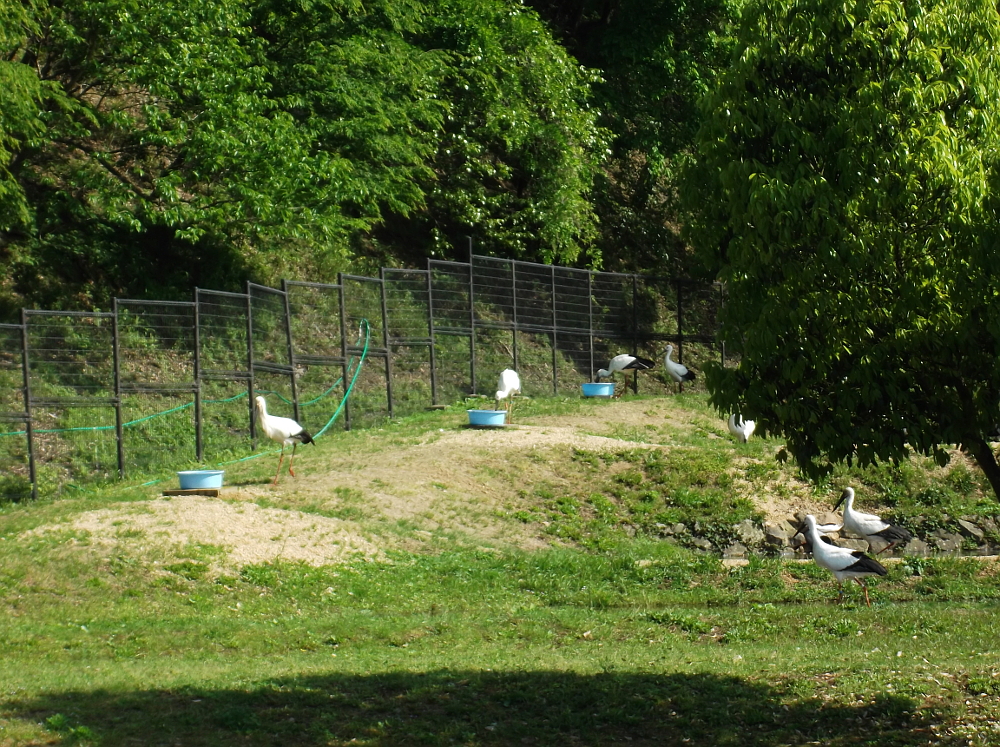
[495,369,521,424]
[801,514,887,607]
[596,354,656,396]
[728,414,755,443]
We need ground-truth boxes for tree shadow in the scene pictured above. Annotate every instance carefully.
[10,669,930,746]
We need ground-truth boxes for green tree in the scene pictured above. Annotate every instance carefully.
[376,0,607,267]
[2,0,363,309]
[1,0,608,312]
[526,0,738,276]
[0,0,44,234]
[250,0,447,256]
[685,0,1000,497]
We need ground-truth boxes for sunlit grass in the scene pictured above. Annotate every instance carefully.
[2,394,1000,745]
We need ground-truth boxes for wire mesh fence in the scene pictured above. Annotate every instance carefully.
[0,255,723,500]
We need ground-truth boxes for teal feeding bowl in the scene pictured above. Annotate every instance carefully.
[582,382,615,397]
[177,470,225,489]
[468,409,507,427]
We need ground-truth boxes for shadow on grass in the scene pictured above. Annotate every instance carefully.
[11,669,929,746]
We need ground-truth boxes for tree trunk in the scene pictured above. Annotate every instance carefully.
[964,438,1000,502]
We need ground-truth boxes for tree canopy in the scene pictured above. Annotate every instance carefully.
[0,0,609,310]
[685,0,1000,496]
[526,0,738,276]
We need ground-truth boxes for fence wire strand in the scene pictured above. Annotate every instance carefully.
[1,255,720,498]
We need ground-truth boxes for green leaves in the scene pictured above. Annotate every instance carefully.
[1,0,609,307]
[415,0,606,265]
[687,0,1000,496]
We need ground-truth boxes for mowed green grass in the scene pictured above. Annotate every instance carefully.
[1,395,1000,746]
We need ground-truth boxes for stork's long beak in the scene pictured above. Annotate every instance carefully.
[833,490,849,510]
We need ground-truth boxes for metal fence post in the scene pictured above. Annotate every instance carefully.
[550,265,557,395]
[719,283,726,368]
[111,299,125,478]
[281,279,301,424]
[246,283,256,446]
[632,275,639,394]
[338,273,351,431]
[468,250,476,395]
[511,260,519,372]
[426,260,438,406]
[193,289,203,462]
[588,272,594,381]
[379,268,395,419]
[677,279,685,393]
[20,309,37,500]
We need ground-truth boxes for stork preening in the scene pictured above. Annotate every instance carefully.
[254,395,315,486]
[834,487,912,555]
[801,514,887,607]
[664,345,696,390]
[495,368,521,424]
[596,354,656,395]
[728,414,755,443]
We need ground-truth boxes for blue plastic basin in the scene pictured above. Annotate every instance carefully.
[177,470,225,489]
[467,409,507,427]
[582,382,615,397]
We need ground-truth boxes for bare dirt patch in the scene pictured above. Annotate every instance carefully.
[527,397,713,435]
[241,416,669,552]
[29,496,380,568]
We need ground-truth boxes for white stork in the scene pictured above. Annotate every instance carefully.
[664,345,696,390]
[728,414,756,443]
[495,369,521,424]
[833,487,912,555]
[596,354,656,396]
[801,514,888,607]
[254,396,315,486]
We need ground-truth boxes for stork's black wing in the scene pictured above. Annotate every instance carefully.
[623,356,656,371]
[846,552,888,576]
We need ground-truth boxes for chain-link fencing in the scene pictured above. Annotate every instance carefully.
[0,254,724,500]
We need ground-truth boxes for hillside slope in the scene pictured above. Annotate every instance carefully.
[22,394,993,574]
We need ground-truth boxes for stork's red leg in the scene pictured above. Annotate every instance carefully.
[273,446,285,485]
[288,443,298,477]
[854,578,872,607]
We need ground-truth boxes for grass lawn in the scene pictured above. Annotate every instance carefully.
[1,395,999,746]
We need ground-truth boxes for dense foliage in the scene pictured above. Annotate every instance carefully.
[0,0,609,311]
[685,0,1000,497]
[526,0,738,275]
[9,0,1000,495]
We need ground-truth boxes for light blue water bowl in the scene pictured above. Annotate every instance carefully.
[582,382,615,397]
[177,470,225,489]
[467,409,507,427]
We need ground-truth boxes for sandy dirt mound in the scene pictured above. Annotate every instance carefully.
[236,411,670,552]
[30,496,380,567]
[26,398,828,567]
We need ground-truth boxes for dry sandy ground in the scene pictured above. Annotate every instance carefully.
[26,399,836,570]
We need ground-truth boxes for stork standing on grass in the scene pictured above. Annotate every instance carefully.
[834,487,913,555]
[596,354,656,396]
[254,395,315,485]
[495,369,521,424]
[664,345,696,391]
[801,514,887,607]
[728,414,755,443]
